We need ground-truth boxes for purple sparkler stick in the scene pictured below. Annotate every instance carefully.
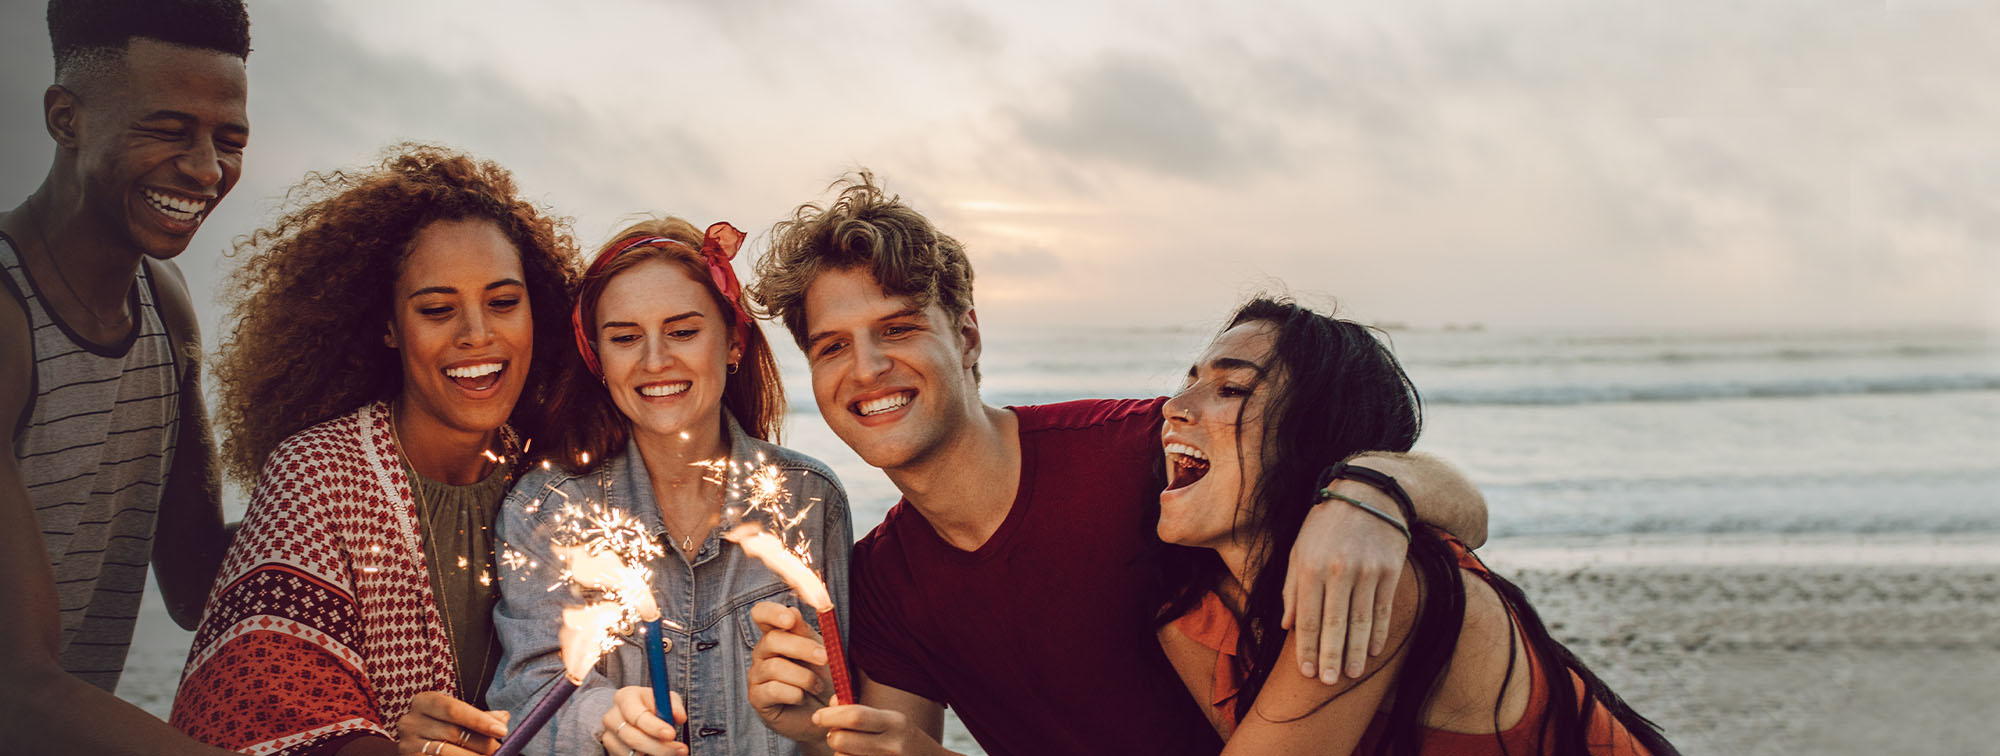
[492,674,580,756]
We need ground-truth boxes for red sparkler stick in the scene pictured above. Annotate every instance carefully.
[815,608,855,706]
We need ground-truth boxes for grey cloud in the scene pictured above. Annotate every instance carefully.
[1012,53,1271,182]
[972,244,1063,279]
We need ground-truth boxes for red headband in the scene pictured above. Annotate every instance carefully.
[571,221,750,377]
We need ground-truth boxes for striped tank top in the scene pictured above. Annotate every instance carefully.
[2,232,180,693]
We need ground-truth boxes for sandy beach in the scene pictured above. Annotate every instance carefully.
[119,531,2000,755]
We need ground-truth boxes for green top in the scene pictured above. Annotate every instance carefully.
[407,461,513,707]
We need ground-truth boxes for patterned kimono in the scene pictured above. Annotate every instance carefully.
[171,402,500,754]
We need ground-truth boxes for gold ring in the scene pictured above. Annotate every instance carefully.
[457,727,472,745]
[422,741,441,756]
[613,721,628,736]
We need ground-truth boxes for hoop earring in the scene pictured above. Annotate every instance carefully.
[727,362,740,375]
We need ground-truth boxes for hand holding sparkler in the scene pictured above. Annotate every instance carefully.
[723,523,853,706]
[746,601,839,743]
[394,692,511,755]
[600,686,687,756]
[491,498,668,756]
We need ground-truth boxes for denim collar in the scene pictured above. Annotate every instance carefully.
[613,412,761,565]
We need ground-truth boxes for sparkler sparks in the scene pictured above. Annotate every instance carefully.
[547,497,667,665]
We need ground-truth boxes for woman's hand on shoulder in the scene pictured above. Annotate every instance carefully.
[395,691,510,755]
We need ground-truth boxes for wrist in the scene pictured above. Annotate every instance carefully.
[1316,460,1416,522]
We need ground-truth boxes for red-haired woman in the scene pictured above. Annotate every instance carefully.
[488,219,850,756]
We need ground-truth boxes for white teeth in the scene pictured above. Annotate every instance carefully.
[639,382,690,398]
[143,190,206,222]
[856,392,912,416]
[1165,442,1207,461]
[445,362,504,379]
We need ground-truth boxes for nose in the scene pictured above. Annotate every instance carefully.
[851,338,892,384]
[178,139,224,189]
[641,336,675,373]
[456,306,496,349]
[1163,383,1196,425]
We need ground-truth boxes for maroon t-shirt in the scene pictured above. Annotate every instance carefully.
[850,398,1222,756]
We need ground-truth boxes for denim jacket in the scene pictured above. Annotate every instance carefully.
[489,415,852,756]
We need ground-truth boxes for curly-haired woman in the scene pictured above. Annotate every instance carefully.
[169,144,578,756]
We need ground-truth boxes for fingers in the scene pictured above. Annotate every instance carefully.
[1343,577,1377,679]
[1371,567,1400,656]
[752,618,831,668]
[603,687,684,756]
[751,601,822,643]
[1280,561,1297,631]
[1315,572,1352,684]
[751,653,826,699]
[414,691,509,740]
[1292,569,1326,681]
[814,705,908,755]
[396,692,508,756]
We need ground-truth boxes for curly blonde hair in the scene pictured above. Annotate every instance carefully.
[212,144,579,484]
[747,170,979,380]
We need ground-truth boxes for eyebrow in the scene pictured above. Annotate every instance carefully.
[1186,357,1268,379]
[602,311,703,331]
[406,279,525,300]
[138,109,250,136]
[804,306,925,350]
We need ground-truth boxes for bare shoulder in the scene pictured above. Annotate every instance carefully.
[1428,568,1533,734]
[1,282,30,430]
[143,256,203,349]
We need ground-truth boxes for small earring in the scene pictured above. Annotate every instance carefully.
[727,362,740,375]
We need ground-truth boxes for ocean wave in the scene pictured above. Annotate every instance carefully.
[781,373,2000,413]
[1421,373,2000,405]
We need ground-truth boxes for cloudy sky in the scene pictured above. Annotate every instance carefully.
[2,0,1995,339]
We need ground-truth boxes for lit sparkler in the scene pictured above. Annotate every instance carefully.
[724,522,853,706]
[494,492,671,754]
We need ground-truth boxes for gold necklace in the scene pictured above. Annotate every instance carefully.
[388,404,494,700]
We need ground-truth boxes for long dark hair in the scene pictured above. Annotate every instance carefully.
[1156,296,1677,755]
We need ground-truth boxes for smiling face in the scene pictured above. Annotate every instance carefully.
[69,38,248,259]
[594,259,739,448]
[386,218,534,438]
[1158,320,1281,554]
[802,266,981,472]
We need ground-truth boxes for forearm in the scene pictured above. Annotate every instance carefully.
[1,659,238,756]
[152,387,230,628]
[1345,451,1487,547]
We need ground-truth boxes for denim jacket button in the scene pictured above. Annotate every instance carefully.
[658,636,672,653]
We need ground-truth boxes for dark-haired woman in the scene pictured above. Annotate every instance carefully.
[169,145,579,756]
[1154,297,1677,755]
[487,218,850,756]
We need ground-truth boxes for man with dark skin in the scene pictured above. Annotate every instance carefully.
[0,1,245,752]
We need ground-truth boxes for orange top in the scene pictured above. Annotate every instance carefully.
[1172,535,1653,755]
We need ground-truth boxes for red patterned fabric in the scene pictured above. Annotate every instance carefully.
[170,402,461,754]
